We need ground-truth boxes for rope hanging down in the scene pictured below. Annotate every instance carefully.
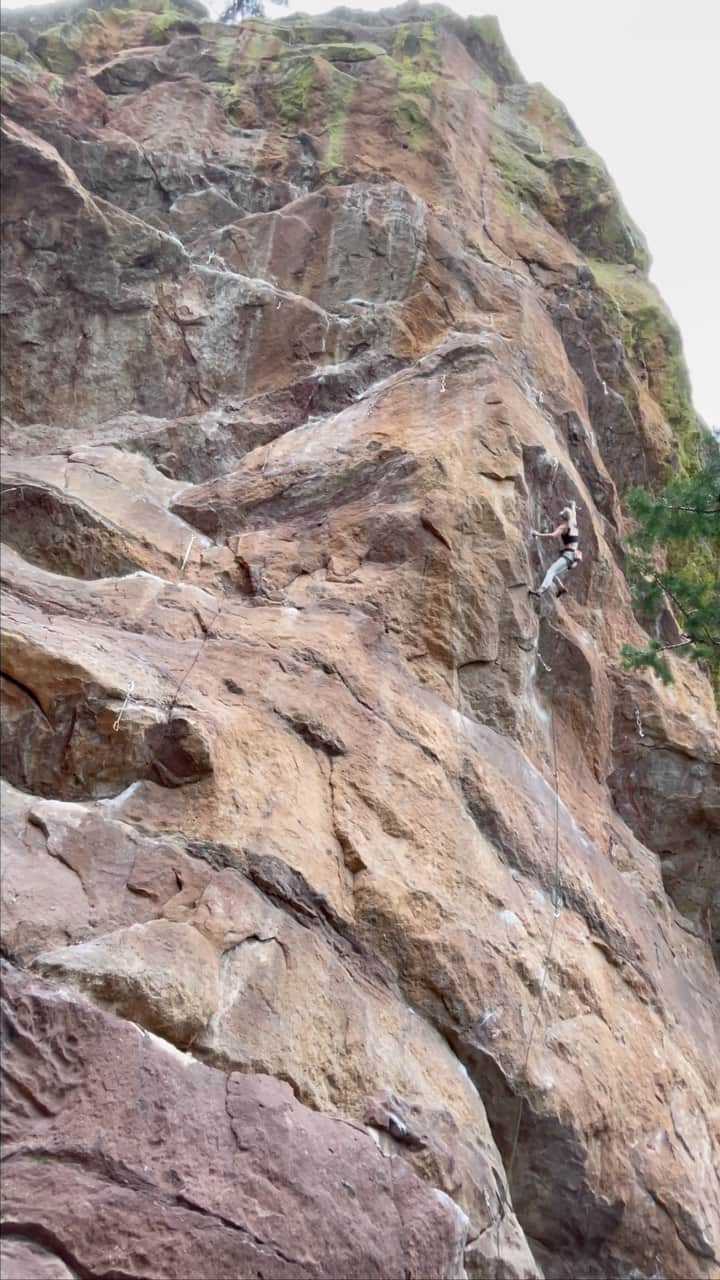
[158,581,230,736]
[495,648,563,1265]
[507,688,562,1172]
[111,551,230,779]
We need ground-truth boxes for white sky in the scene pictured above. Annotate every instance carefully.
[3,0,718,425]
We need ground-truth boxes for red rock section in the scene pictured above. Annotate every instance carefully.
[1,964,468,1279]
[1,3,719,1279]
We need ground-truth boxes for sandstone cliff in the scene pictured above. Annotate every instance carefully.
[1,3,719,1278]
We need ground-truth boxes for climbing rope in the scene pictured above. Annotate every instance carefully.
[495,644,563,1266]
[507,687,561,1171]
[110,547,231,782]
[159,575,229,730]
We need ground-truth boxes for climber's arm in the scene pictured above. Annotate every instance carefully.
[532,524,566,539]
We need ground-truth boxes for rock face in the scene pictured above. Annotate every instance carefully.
[1,3,718,1279]
[1,965,468,1280]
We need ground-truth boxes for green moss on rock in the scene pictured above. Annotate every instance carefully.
[117,0,166,11]
[120,0,207,14]
[273,51,316,127]
[491,129,553,208]
[213,35,237,67]
[464,15,523,86]
[33,8,113,73]
[391,20,438,149]
[520,83,580,147]
[492,84,649,270]
[0,53,39,102]
[591,261,703,473]
[233,26,286,78]
[285,22,354,47]
[0,32,33,63]
[29,1,203,70]
[208,79,244,123]
[146,7,201,43]
[302,41,385,64]
[473,71,497,102]
[210,26,286,119]
[324,62,356,172]
[34,22,83,75]
[551,150,649,268]
[271,47,356,169]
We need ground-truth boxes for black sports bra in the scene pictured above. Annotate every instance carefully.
[562,528,579,547]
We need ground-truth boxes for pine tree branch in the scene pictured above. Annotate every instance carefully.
[650,573,693,625]
[654,640,694,652]
[656,501,720,515]
[649,574,720,648]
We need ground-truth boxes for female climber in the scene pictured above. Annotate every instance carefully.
[529,501,583,597]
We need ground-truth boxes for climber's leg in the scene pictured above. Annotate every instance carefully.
[533,555,570,595]
[555,552,581,594]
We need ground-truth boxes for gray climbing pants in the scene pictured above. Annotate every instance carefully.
[539,552,574,593]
